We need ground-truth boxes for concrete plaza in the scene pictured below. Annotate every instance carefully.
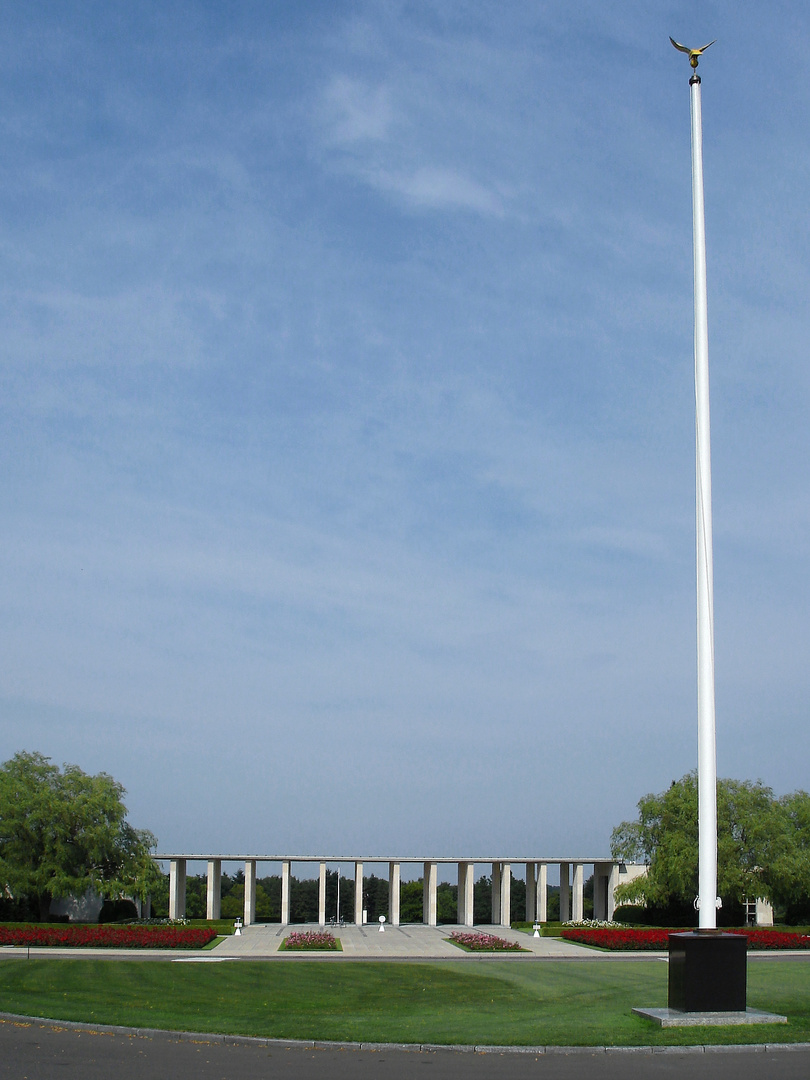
[213,922,597,959]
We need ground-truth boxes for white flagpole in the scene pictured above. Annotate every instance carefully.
[688,62,717,931]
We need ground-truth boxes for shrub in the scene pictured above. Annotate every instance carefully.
[98,899,139,923]
[612,903,694,927]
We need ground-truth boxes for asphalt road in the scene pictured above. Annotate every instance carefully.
[4,1021,810,1080]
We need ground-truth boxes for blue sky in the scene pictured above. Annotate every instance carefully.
[1,1,808,862]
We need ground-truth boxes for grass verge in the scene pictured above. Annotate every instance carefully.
[185,920,237,936]
[512,922,563,937]
[0,960,806,1046]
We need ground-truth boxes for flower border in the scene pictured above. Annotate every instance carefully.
[447,931,526,952]
[0,925,218,949]
[561,927,810,951]
[280,930,341,951]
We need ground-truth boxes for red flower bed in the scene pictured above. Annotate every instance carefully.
[561,927,810,951]
[449,931,524,952]
[282,930,339,951]
[0,924,217,949]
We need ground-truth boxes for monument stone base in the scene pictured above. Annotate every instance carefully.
[633,1007,787,1028]
[667,931,747,1012]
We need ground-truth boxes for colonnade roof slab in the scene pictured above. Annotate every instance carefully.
[156,854,619,864]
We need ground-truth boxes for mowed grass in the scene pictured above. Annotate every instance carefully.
[0,959,808,1046]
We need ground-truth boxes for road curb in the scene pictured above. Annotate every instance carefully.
[2,1012,809,1055]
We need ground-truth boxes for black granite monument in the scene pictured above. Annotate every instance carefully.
[668,931,747,1012]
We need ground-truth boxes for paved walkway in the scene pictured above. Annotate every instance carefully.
[214,924,632,960]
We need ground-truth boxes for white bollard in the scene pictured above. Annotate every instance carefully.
[379,915,386,933]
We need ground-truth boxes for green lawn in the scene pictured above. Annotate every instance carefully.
[0,959,807,1045]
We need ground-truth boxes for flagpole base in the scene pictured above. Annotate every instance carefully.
[667,931,747,1012]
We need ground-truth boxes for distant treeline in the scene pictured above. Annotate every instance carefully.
[152,870,593,923]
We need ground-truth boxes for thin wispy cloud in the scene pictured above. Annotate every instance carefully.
[323,76,393,143]
[318,75,504,215]
[372,165,504,215]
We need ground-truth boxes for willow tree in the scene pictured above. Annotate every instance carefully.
[611,773,810,912]
[0,751,160,920]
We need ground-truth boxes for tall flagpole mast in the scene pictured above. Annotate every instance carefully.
[671,36,718,932]
[638,40,761,1021]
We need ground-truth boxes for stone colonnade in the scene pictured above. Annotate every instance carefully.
[166,857,623,927]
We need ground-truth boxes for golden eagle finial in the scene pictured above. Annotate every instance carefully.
[670,37,716,70]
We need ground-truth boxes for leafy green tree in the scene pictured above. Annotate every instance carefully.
[219,888,242,920]
[0,751,160,920]
[323,870,347,923]
[260,872,285,915]
[546,885,560,922]
[583,874,594,920]
[317,870,355,923]
[473,875,491,923]
[400,880,423,923]
[611,773,810,911]
[764,790,810,915]
[149,871,169,918]
[397,878,455,924]
[437,881,457,923]
[221,883,275,920]
[510,876,526,922]
[360,874,388,922]
[183,874,207,920]
[321,870,354,923]
[291,877,318,922]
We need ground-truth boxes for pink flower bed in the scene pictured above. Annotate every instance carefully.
[282,930,338,951]
[561,927,810,951]
[449,931,523,952]
[0,924,217,949]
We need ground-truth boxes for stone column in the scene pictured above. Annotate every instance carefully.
[559,862,570,923]
[525,863,536,923]
[591,864,605,921]
[244,860,257,926]
[169,859,186,921]
[388,862,401,926]
[500,863,512,927]
[607,863,619,921]
[572,863,584,922]
[318,863,327,926]
[281,861,291,925]
[595,862,614,921]
[354,862,364,924]
[537,863,548,922]
[206,859,221,920]
[422,861,437,926]
[457,862,474,927]
[491,862,502,925]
